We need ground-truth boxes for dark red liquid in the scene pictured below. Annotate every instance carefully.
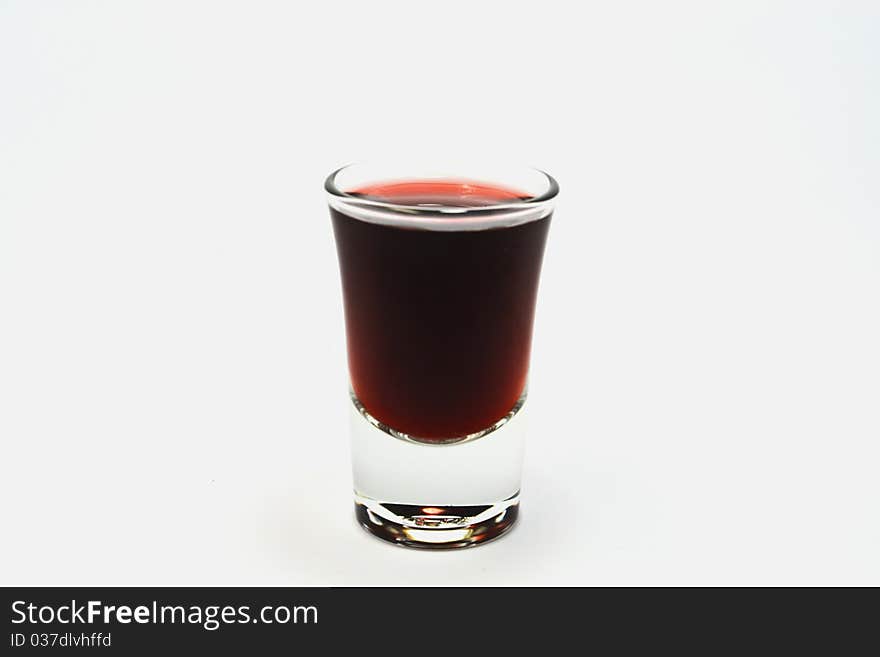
[331,180,551,440]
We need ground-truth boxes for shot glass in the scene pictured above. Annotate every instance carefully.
[327,162,557,548]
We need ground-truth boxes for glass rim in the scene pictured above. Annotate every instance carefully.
[324,161,559,216]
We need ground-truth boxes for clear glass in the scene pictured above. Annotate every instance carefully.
[327,161,557,548]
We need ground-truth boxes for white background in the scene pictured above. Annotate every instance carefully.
[1,1,878,586]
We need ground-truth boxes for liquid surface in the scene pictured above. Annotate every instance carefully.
[331,180,550,440]
[350,180,529,208]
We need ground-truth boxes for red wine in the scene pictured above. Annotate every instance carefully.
[331,180,551,441]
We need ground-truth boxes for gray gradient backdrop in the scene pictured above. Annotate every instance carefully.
[1,1,878,585]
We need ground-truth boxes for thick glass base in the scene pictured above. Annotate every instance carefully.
[354,492,520,549]
[348,388,527,550]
